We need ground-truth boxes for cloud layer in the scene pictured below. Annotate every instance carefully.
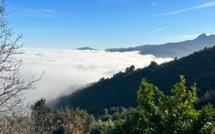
[19,48,172,103]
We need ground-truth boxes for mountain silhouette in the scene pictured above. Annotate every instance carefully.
[106,33,215,58]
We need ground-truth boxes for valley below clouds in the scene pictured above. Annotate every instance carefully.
[19,48,172,103]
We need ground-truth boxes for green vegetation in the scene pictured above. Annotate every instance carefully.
[107,76,215,134]
[28,76,215,133]
[53,46,215,114]
[31,99,54,133]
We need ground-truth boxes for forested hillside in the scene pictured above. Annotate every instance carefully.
[53,46,215,114]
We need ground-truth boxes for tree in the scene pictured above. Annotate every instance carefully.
[125,65,135,73]
[0,0,42,133]
[30,99,54,133]
[108,76,215,134]
[54,107,95,134]
[148,61,158,69]
[0,0,42,114]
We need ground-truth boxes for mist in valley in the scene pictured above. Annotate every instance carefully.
[19,48,172,103]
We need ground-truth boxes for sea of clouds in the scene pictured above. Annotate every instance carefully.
[19,48,172,103]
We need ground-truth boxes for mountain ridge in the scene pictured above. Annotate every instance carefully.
[106,33,215,58]
[76,47,97,50]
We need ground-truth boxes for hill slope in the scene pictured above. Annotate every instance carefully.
[107,34,215,58]
[53,46,215,114]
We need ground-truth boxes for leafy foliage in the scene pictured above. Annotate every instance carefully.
[96,107,129,121]
[108,76,215,134]
[53,107,95,134]
[31,98,54,133]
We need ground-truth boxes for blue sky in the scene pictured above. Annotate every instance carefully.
[6,0,215,49]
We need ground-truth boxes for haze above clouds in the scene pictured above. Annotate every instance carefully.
[19,48,172,103]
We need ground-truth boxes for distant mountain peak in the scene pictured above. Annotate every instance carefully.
[195,33,208,40]
[209,34,215,38]
[76,47,97,50]
[194,33,215,41]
